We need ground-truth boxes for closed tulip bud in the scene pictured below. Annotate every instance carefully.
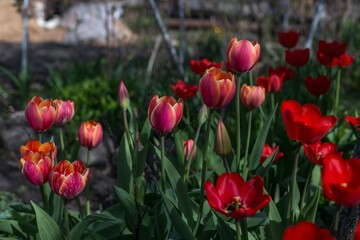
[49,160,89,199]
[198,104,208,127]
[25,96,56,132]
[184,139,197,161]
[226,38,260,73]
[199,67,236,108]
[214,119,232,156]
[53,99,75,125]
[78,120,103,149]
[118,81,130,109]
[240,84,265,110]
[148,95,183,134]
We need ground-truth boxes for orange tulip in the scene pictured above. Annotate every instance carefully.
[20,139,57,160]
[25,96,56,132]
[78,120,103,149]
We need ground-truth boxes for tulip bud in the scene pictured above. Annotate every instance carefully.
[118,81,130,109]
[240,84,265,110]
[148,95,183,134]
[198,104,208,127]
[214,119,232,156]
[184,139,197,161]
[49,160,90,199]
[226,38,260,73]
[78,120,103,149]
[53,99,75,125]
[25,96,56,132]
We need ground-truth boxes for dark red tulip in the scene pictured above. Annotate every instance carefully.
[170,80,198,100]
[283,221,335,240]
[205,172,270,220]
[259,144,284,163]
[318,40,347,58]
[345,115,360,131]
[256,73,284,93]
[286,49,310,67]
[278,31,300,49]
[281,100,337,144]
[268,66,295,81]
[190,58,223,75]
[303,140,341,165]
[322,154,360,207]
[304,75,332,96]
[332,52,355,68]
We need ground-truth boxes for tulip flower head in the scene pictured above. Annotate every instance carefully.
[170,80,198,100]
[20,139,57,160]
[259,144,284,164]
[269,66,295,81]
[183,139,196,161]
[322,154,360,207]
[199,67,236,108]
[303,140,340,165]
[354,222,360,240]
[286,48,310,67]
[304,75,332,96]
[148,95,183,134]
[345,115,360,131]
[318,40,347,59]
[118,81,130,109]
[190,58,223,75]
[278,31,300,49]
[214,119,232,156]
[49,160,90,199]
[283,221,335,240]
[281,100,337,144]
[240,84,265,110]
[78,120,103,149]
[25,96,57,132]
[205,173,270,220]
[226,38,260,73]
[256,73,284,93]
[53,99,75,125]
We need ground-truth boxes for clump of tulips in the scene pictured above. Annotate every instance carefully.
[3,29,360,240]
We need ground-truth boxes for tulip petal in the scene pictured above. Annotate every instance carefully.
[59,172,86,199]
[150,101,177,133]
[23,161,44,186]
[199,72,221,108]
[216,173,245,204]
[205,181,227,214]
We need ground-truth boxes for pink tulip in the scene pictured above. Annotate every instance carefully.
[25,96,56,132]
[53,99,75,125]
[78,120,103,149]
[240,84,265,110]
[184,139,196,161]
[226,38,260,73]
[118,81,130,109]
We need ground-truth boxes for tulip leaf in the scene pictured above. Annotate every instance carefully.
[10,203,34,214]
[136,118,151,178]
[255,148,278,177]
[153,146,194,227]
[153,200,171,240]
[49,192,64,225]
[264,191,285,239]
[212,212,235,240]
[173,131,185,175]
[113,186,138,229]
[159,188,195,240]
[299,186,320,222]
[31,201,64,240]
[117,133,133,193]
[249,104,278,170]
[0,220,37,238]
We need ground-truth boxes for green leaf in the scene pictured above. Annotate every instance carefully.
[9,203,34,214]
[49,192,64,225]
[153,201,171,240]
[299,186,320,222]
[265,193,285,239]
[136,118,151,178]
[255,147,278,177]
[117,133,133,193]
[153,146,194,227]
[212,212,235,240]
[113,186,138,229]
[0,220,37,238]
[159,189,195,240]
[249,104,278,170]
[31,201,64,240]
[173,131,185,174]
[247,212,268,228]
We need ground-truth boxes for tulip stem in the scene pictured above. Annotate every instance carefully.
[161,135,166,191]
[86,149,91,216]
[242,111,252,180]
[222,156,231,173]
[236,76,242,173]
[290,144,301,224]
[334,69,342,116]
[75,196,83,219]
[39,184,49,213]
[63,200,70,239]
[300,164,315,209]
[123,108,133,150]
[193,109,214,235]
[183,125,201,188]
[239,220,248,240]
[59,127,65,151]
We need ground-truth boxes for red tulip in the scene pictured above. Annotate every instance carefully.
[25,96,57,132]
[199,67,236,108]
[240,84,265,110]
[269,66,295,81]
[318,40,347,58]
[118,81,130,109]
[316,51,334,66]
[304,75,332,96]
[322,154,360,207]
[333,52,355,68]
[256,73,284,93]
[354,222,360,240]
[286,48,310,67]
[278,31,300,48]
[283,221,335,240]
[189,58,223,75]
[49,160,89,199]
[226,38,260,73]
[281,100,337,144]
[303,140,340,165]
[78,120,103,149]
[170,80,198,100]
[259,144,284,164]
[183,139,196,161]
[205,173,270,220]
[345,115,360,131]
[53,99,75,125]
[148,95,183,133]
